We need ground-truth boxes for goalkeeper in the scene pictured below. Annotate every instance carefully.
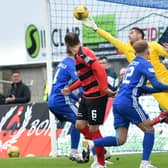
[82,18,168,110]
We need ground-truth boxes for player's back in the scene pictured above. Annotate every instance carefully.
[114,56,149,105]
[50,57,77,96]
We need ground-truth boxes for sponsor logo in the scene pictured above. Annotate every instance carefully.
[25,25,40,58]
[0,106,32,151]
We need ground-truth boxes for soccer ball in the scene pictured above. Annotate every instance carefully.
[73,5,89,20]
[7,146,20,158]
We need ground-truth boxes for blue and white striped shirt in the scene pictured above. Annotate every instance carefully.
[114,56,168,105]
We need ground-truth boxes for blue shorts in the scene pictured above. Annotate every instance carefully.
[49,101,78,124]
[113,103,149,129]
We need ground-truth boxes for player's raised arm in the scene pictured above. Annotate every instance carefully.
[82,18,133,61]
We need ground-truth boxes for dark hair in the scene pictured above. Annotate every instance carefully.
[133,40,148,53]
[98,56,109,62]
[12,70,20,74]
[64,32,80,47]
[131,27,144,39]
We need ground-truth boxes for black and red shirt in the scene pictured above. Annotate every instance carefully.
[68,46,108,99]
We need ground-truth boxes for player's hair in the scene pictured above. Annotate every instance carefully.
[133,40,148,53]
[98,56,109,62]
[64,32,80,47]
[131,27,145,39]
[66,47,74,56]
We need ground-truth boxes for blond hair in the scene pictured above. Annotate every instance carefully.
[133,40,148,54]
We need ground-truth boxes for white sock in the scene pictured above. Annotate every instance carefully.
[70,149,78,154]
[89,140,94,149]
[93,155,97,161]
[141,160,150,165]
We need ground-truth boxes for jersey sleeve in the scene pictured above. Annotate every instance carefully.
[141,61,168,90]
[141,86,161,93]
[68,79,82,91]
[67,65,79,81]
[96,28,135,62]
[91,60,108,91]
[152,42,168,57]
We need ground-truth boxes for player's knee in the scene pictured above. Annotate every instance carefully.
[75,120,87,130]
[144,126,154,132]
[118,137,127,145]
[89,125,99,133]
[138,119,155,132]
[75,122,84,130]
[143,121,155,132]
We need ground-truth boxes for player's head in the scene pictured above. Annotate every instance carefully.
[64,32,80,54]
[98,56,109,69]
[129,27,144,44]
[133,40,149,58]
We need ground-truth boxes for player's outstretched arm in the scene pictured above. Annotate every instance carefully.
[149,76,168,91]
[82,18,134,63]
[141,85,162,94]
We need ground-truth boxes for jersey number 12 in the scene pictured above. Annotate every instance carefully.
[122,66,134,84]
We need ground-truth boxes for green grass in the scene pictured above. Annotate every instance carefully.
[0,152,167,168]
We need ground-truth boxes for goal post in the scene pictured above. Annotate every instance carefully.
[45,0,57,158]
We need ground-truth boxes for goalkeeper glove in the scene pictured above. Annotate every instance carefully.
[82,17,98,31]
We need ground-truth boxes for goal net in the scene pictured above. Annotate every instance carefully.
[47,0,168,155]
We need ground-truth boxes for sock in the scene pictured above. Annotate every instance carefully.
[142,131,154,161]
[70,149,78,154]
[79,125,92,140]
[71,124,80,149]
[141,160,150,165]
[79,126,106,165]
[94,136,119,147]
[91,129,106,166]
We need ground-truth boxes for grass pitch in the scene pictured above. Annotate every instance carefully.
[0,152,167,168]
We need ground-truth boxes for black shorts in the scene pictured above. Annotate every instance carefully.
[77,95,108,125]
